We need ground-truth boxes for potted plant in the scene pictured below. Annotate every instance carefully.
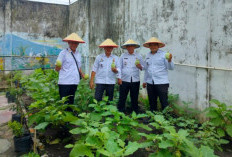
[8,121,33,152]
[8,87,17,103]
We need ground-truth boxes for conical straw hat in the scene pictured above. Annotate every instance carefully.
[99,39,118,48]
[63,33,85,43]
[121,39,140,49]
[143,37,165,48]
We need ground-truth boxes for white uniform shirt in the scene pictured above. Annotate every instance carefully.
[92,53,120,84]
[144,49,174,84]
[57,48,82,85]
[119,52,145,82]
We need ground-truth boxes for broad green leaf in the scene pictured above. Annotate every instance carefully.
[117,125,125,134]
[210,99,221,106]
[124,141,140,156]
[211,118,223,126]
[63,112,78,122]
[139,124,152,131]
[97,149,112,157]
[34,122,49,130]
[70,144,94,157]
[132,112,136,119]
[105,138,120,153]
[149,122,160,129]
[154,115,165,123]
[117,139,125,147]
[70,128,88,134]
[178,129,189,138]
[136,113,148,119]
[219,139,229,144]
[65,144,74,148]
[217,128,225,137]
[225,124,232,137]
[139,141,154,148]
[93,99,98,104]
[86,136,102,148]
[49,138,60,145]
[90,113,102,121]
[154,149,173,157]
[199,146,218,157]
[158,140,174,149]
[206,110,219,118]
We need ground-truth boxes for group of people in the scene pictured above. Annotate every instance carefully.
[55,33,174,113]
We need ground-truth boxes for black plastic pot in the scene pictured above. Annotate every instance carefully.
[8,94,16,103]
[6,91,10,98]
[12,114,22,123]
[14,134,33,152]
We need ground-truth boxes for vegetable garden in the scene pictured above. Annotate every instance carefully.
[2,69,232,157]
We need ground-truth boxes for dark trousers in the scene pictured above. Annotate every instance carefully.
[95,84,115,101]
[147,83,169,111]
[118,81,140,113]
[59,84,78,104]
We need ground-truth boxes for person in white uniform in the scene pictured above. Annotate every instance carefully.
[90,39,120,101]
[143,37,174,111]
[55,33,85,104]
[117,39,145,113]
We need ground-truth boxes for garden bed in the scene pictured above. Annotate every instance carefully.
[5,69,232,157]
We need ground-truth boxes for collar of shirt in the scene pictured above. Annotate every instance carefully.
[67,48,78,54]
[149,49,163,56]
[126,52,136,56]
[102,53,114,58]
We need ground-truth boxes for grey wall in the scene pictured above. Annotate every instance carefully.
[0,0,69,38]
[0,0,231,109]
[69,0,232,109]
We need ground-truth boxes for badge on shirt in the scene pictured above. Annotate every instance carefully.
[123,58,128,66]
[146,58,150,65]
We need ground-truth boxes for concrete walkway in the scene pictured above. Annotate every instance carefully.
[0,95,17,157]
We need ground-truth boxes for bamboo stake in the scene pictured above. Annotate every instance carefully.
[34,129,37,153]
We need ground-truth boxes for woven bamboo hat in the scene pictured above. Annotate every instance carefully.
[143,37,165,48]
[99,39,118,48]
[121,39,140,49]
[63,33,85,43]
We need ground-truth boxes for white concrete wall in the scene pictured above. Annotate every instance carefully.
[69,0,232,109]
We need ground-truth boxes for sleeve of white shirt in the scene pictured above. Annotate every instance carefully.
[92,55,99,72]
[57,50,65,63]
[115,56,121,78]
[143,54,149,70]
[164,58,174,70]
[77,54,82,68]
[138,54,145,71]
[143,54,149,83]
[118,54,123,79]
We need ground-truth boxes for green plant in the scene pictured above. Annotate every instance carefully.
[67,98,151,157]
[19,69,79,130]
[205,99,232,138]
[141,112,218,157]
[74,80,95,112]
[8,121,23,137]
[192,121,229,151]
[21,152,40,157]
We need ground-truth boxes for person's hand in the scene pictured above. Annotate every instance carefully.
[89,80,95,89]
[111,68,118,73]
[168,53,172,62]
[136,64,142,70]
[55,66,61,71]
[118,79,122,85]
[143,83,147,88]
